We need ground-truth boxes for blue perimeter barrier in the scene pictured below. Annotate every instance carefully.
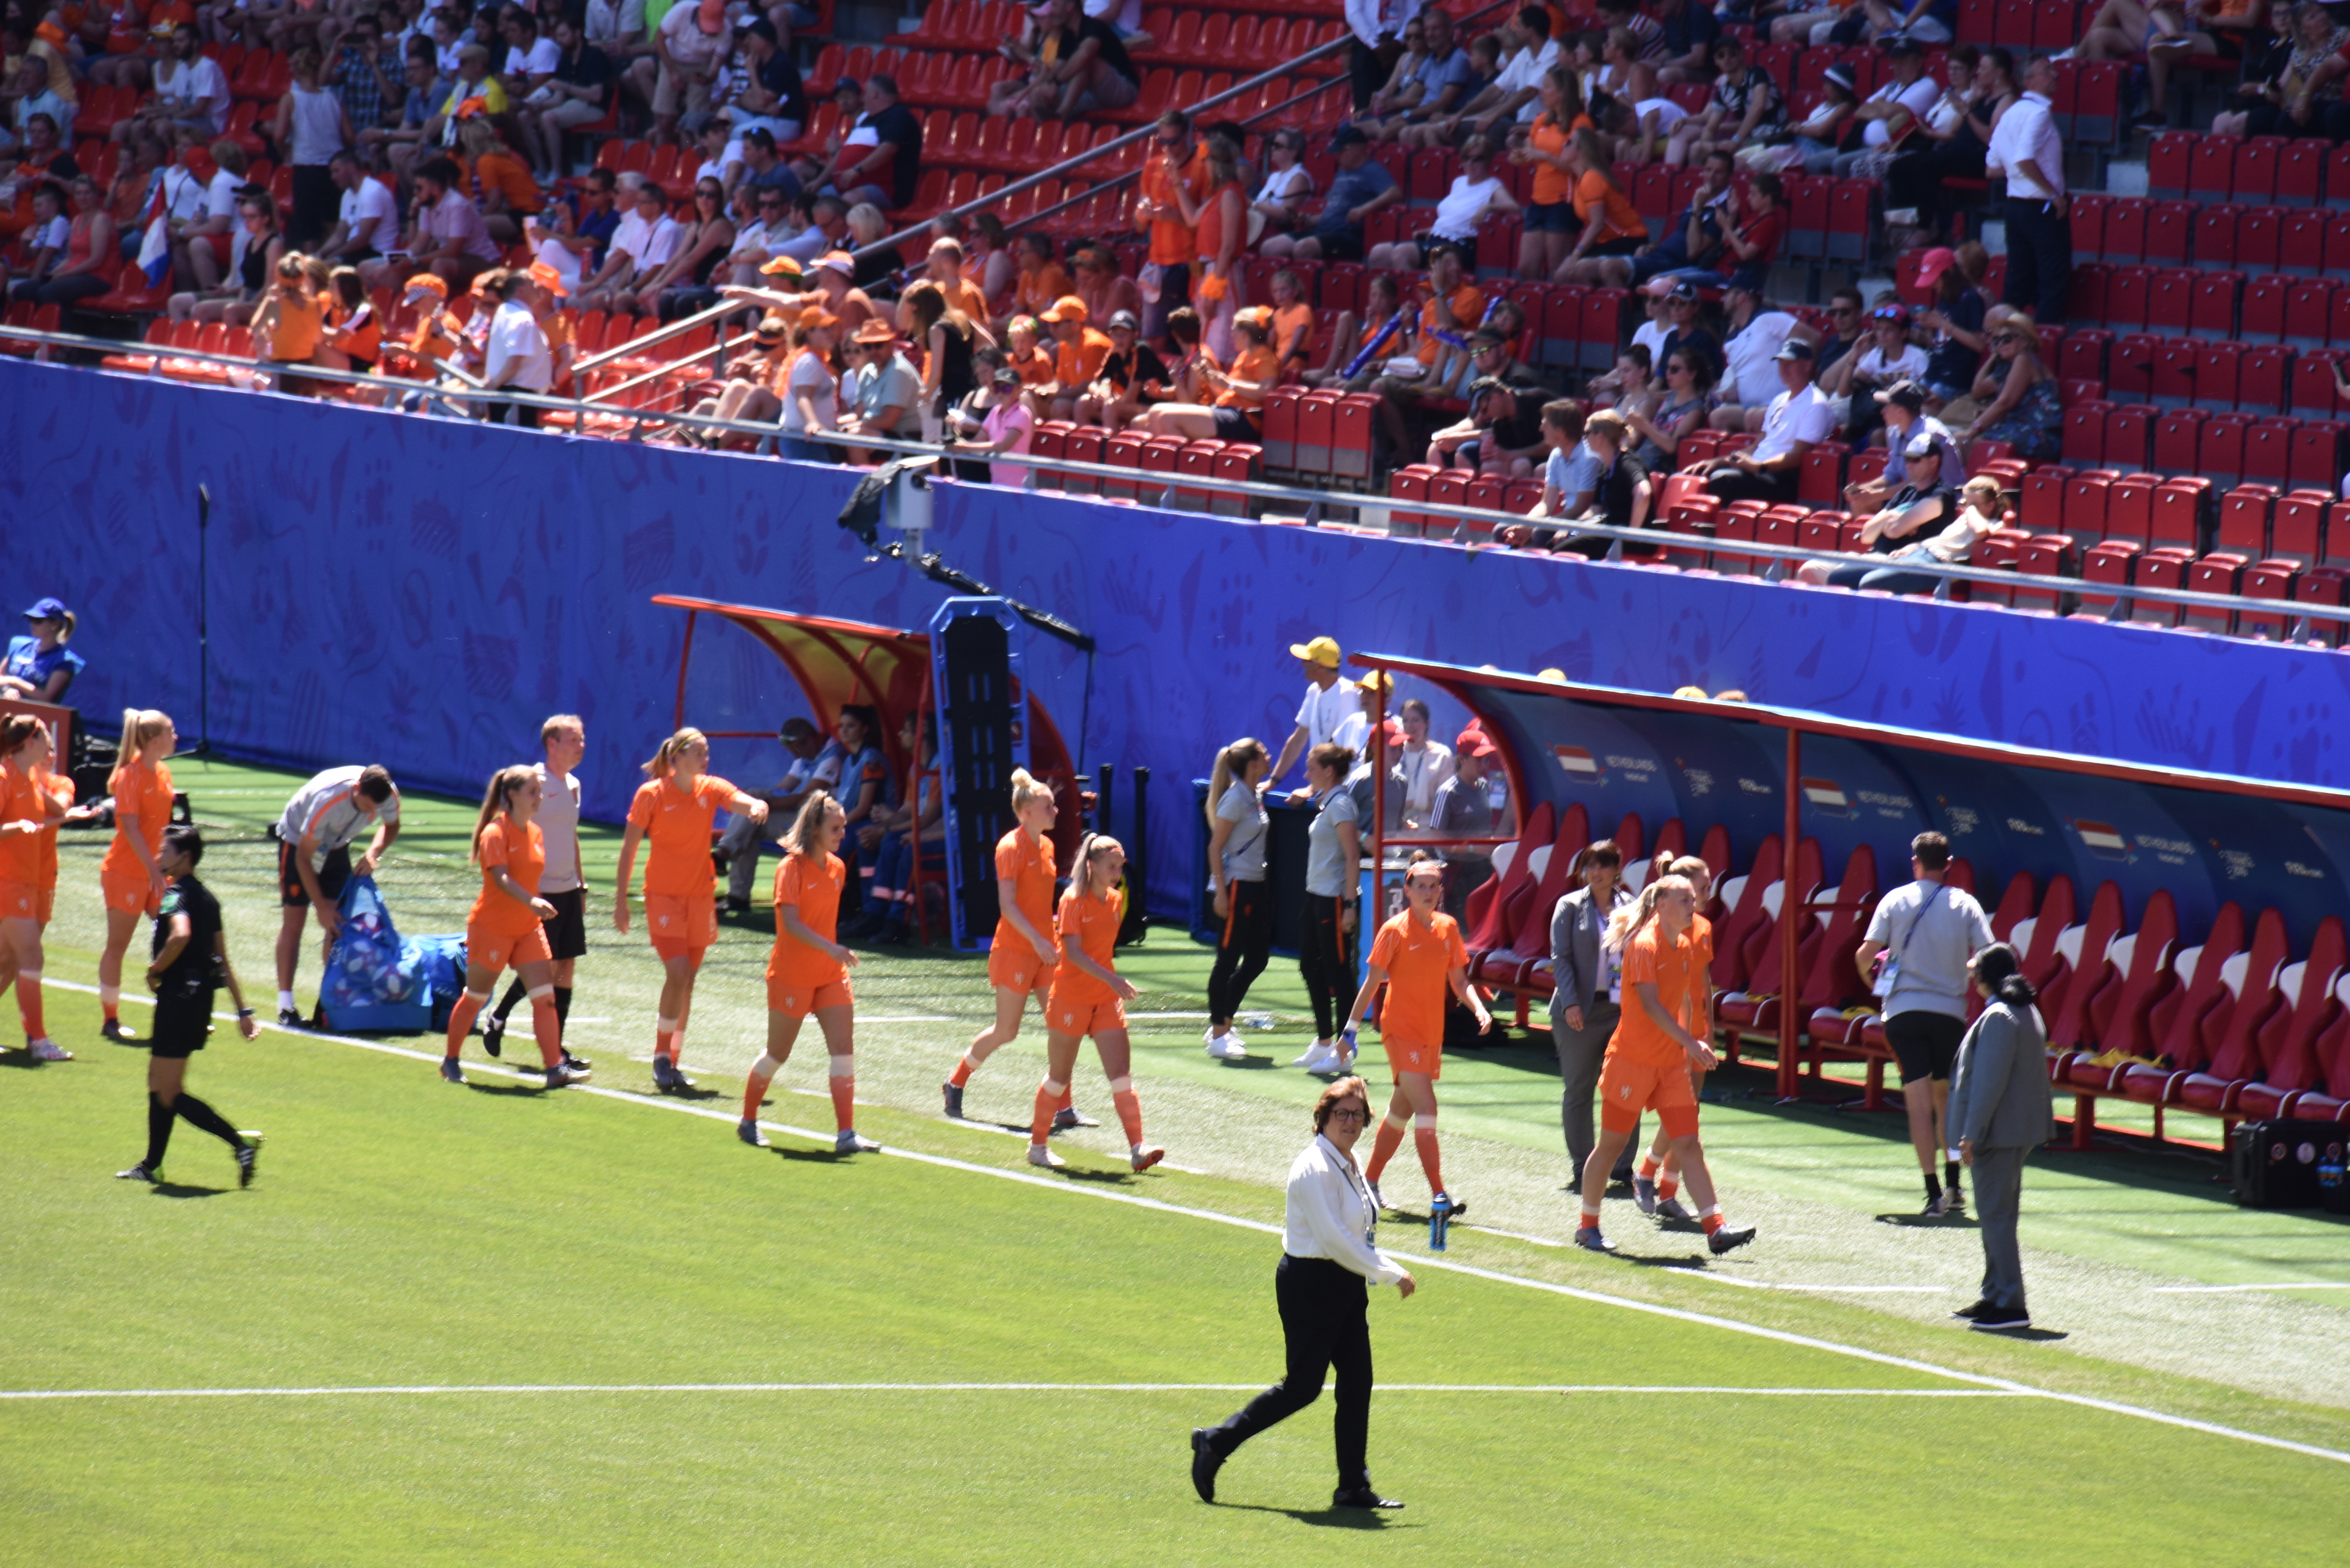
[8,358,2348,916]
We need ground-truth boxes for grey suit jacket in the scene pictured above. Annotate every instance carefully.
[1948,1000,2056,1149]
[1550,883,1629,1015]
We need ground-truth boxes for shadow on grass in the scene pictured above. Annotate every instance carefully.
[1216,1503,1416,1531]
[151,1181,232,1198]
[1058,1166,1144,1185]
[1876,1212,1981,1230]
[1975,1326,2071,1343]
[465,1080,552,1099]
[0,1053,66,1070]
[768,1146,853,1165]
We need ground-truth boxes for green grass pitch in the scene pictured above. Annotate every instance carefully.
[6,759,2349,1564]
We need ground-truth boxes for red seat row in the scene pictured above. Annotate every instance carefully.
[1027,423,1264,511]
[2142,130,2350,207]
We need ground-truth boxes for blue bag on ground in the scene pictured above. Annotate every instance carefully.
[317,874,462,1033]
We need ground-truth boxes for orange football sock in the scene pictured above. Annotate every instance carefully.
[1657,1175,1680,1202]
[1365,1116,1406,1184]
[1111,1087,1144,1146]
[531,996,562,1069]
[948,1055,976,1088]
[1029,1081,1062,1144]
[828,1056,855,1131]
[445,991,482,1060]
[1700,1210,1724,1236]
[1637,1155,1661,1181]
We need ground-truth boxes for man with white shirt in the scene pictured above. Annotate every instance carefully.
[1343,0,1422,112]
[1830,37,1940,177]
[499,6,560,102]
[572,176,681,312]
[719,717,842,913]
[320,149,399,261]
[1987,52,2069,326]
[480,266,556,426]
[120,24,229,143]
[724,180,797,284]
[1708,280,1801,430]
[1698,338,1831,504]
[1273,637,1361,788]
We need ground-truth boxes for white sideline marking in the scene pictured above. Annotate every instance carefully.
[0,1382,2033,1403]
[40,979,2350,1470]
[2150,1283,2350,1294]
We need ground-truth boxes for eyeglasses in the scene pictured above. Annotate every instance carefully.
[1326,1106,1368,1123]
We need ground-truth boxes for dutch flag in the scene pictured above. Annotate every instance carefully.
[1802,777,1850,813]
[2074,818,2131,860]
[1554,745,1602,780]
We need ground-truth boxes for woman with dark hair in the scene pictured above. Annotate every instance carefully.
[1295,742,1363,1075]
[1204,736,1272,1060]
[1946,942,2054,1333]
[1192,1074,1413,1513]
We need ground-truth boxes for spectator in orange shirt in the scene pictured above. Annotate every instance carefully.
[1135,304,1277,442]
[1005,231,1071,331]
[1361,241,1486,456]
[1176,139,1247,360]
[1039,293,1111,421]
[1068,244,1142,334]
[1132,107,1207,344]
[314,263,379,375]
[1003,313,1057,396]
[1301,272,1402,389]
[1556,126,1650,286]
[1266,268,1316,378]
[457,117,544,246]
[922,235,990,322]
[1141,303,1217,406]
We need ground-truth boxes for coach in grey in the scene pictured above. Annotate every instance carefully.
[1946,942,2055,1334]
[1856,831,1995,1218]
[1549,839,1632,1189]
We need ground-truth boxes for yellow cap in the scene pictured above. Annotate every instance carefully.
[1289,636,1341,668]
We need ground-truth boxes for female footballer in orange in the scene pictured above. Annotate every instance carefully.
[612,728,767,1093]
[1028,832,1162,1173]
[1343,852,1489,1215]
[738,791,879,1155]
[1634,852,1715,1223]
[33,741,95,935]
[0,714,71,1058]
[1575,874,1753,1256]
[941,766,1090,1131]
[439,766,587,1089]
[96,709,177,1042]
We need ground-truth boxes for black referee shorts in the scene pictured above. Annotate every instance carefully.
[149,994,215,1058]
[540,886,588,961]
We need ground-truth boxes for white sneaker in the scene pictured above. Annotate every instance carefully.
[1293,1041,1334,1070]
[28,1038,72,1061]
[1026,1144,1066,1169]
[1223,1028,1249,1053]
[1206,1033,1250,1060]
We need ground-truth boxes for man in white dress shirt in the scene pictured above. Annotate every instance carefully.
[1986,53,2069,326]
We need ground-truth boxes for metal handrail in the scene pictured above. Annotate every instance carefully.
[571,295,742,388]
[11,322,2345,637]
[584,318,765,405]
[850,0,1524,262]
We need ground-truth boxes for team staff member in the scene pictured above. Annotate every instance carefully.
[1856,830,1994,1217]
[1549,837,1629,1189]
[1948,942,2053,1333]
[1191,1075,1412,1513]
[116,826,263,1187]
[0,714,70,1058]
[273,763,401,1026]
[1575,875,1754,1255]
[719,715,840,914]
[439,766,587,1089]
[483,714,591,1074]
[614,727,767,1092]
[1028,833,1162,1173]
[96,709,177,1042]
[1294,743,1361,1075]
[942,767,1092,1130]
[1344,851,1488,1214]
[1203,737,1272,1062]
[738,792,879,1155]
[1633,851,1715,1221]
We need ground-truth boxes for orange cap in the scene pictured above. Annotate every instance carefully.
[1039,294,1087,325]
[527,260,570,297]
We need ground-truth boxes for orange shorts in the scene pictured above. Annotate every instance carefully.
[467,923,552,974]
[987,942,1055,996]
[1598,1050,1701,1139]
[1383,1032,1443,1080]
[644,893,717,958]
[0,880,36,921]
[101,867,161,917]
[37,883,55,924]
[767,975,853,1018]
[1049,996,1126,1037]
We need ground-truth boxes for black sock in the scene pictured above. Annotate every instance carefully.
[174,1091,245,1150]
[553,986,572,1036]
[144,1092,175,1170]
[492,976,527,1023]
[1944,1159,1963,1194]
[1923,1170,1943,1202]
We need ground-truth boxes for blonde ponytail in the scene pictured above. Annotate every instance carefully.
[1010,766,1053,812]
[112,709,175,791]
[784,789,845,856]
[1205,736,1270,828]
[642,727,709,779]
[469,764,537,862]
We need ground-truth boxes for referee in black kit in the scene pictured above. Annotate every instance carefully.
[1192,1076,1413,1512]
[117,826,263,1188]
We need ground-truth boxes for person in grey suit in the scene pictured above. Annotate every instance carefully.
[1946,941,2055,1333]
[1549,838,1633,1191]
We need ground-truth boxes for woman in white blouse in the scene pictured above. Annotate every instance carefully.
[1191,1076,1413,1513]
[1248,129,1314,248]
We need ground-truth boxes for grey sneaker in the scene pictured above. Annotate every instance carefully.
[1632,1174,1658,1215]
[1655,1197,1695,1224]
[941,1081,964,1119]
[1573,1227,1617,1253]
[738,1119,769,1148]
[439,1057,466,1085]
[544,1060,589,1088]
[116,1162,159,1183]
[835,1128,879,1154]
[1050,1105,1097,1132]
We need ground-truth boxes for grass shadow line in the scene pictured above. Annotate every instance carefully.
[1214,1503,1415,1530]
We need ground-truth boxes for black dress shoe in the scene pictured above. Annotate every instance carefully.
[1332,1485,1402,1510]
[1190,1428,1222,1504]
[1951,1299,1992,1321]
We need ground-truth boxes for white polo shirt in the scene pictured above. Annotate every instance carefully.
[1752,382,1835,466]
[1297,675,1360,752]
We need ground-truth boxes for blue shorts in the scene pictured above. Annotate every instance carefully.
[1524,200,1575,235]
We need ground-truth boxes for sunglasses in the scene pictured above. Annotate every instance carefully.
[1667,361,1690,373]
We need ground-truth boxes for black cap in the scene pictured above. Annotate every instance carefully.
[1772,338,1815,362]
[1332,124,1369,149]
[1885,34,1923,56]
[1875,378,1928,412]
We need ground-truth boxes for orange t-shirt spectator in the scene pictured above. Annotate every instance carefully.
[1043,295,1111,388]
[1134,116,1208,270]
[1573,166,1645,248]
[1417,262,1485,371]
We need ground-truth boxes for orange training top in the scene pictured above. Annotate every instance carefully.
[1369,908,1468,1045]
[1573,167,1646,245]
[1014,262,1072,321]
[470,816,546,936]
[1193,180,1244,270]
[766,849,848,989]
[1137,144,1209,267]
[1050,885,1124,1007]
[1608,921,1697,1068]
[1215,343,1278,412]
[36,770,72,890]
[1527,114,1575,207]
[1271,301,1315,368]
[626,772,740,898]
[1054,325,1113,389]
[992,827,1058,960]
[1684,913,1713,1033]
[100,757,172,881]
[0,763,43,885]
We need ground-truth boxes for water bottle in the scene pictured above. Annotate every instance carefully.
[1429,1194,1452,1252]
[1241,1011,1276,1031]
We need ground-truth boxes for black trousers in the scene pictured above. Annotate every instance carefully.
[1208,879,1273,1025]
[1347,37,1400,113]
[2001,195,2071,326]
[1208,1255,1373,1489]
[1885,143,1984,221]
[1705,467,1800,505]
[1298,893,1355,1040]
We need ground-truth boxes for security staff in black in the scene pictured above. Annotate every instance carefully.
[118,826,264,1187]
